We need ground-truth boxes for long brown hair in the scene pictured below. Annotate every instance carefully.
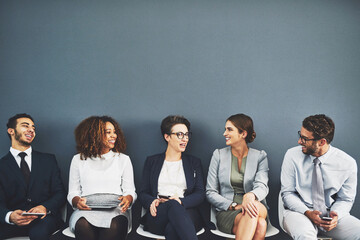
[74,116,126,160]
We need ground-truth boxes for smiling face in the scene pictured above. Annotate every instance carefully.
[223,120,246,147]
[165,124,189,153]
[298,127,320,156]
[102,121,117,154]
[8,117,36,150]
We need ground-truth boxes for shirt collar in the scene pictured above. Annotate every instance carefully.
[309,145,333,164]
[10,146,32,158]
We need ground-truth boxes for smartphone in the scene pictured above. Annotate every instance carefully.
[321,216,333,221]
[21,212,45,216]
[158,195,170,199]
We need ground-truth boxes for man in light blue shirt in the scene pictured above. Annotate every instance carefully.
[280,114,360,240]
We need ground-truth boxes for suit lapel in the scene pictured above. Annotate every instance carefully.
[152,153,165,196]
[182,154,194,191]
[222,148,232,190]
[243,148,257,193]
[4,152,28,189]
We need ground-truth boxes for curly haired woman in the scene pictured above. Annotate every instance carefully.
[67,116,136,240]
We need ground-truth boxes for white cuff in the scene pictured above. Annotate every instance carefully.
[5,211,14,225]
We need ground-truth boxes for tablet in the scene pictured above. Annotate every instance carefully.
[86,205,118,209]
[21,212,45,216]
[83,193,121,209]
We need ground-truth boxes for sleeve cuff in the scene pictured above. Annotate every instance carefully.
[5,211,14,225]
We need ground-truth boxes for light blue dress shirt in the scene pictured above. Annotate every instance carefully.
[280,145,357,219]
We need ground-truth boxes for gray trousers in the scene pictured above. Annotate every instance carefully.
[283,209,360,240]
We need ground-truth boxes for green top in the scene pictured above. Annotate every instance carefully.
[230,152,247,204]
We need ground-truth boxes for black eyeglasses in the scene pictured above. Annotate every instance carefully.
[170,132,192,140]
[297,131,319,144]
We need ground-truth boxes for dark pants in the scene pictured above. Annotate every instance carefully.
[144,200,203,240]
[0,215,63,240]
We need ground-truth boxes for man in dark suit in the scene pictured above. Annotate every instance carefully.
[0,113,66,240]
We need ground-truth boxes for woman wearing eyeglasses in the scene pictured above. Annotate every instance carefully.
[138,115,205,240]
[206,114,269,240]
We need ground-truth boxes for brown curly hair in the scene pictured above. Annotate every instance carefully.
[75,116,126,160]
[302,114,335,143]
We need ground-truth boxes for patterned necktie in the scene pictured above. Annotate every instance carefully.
[312,158,328,217]
[19,152,30,184]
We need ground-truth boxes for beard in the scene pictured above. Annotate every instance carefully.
[14,129,32,147]
[301,142,318,155]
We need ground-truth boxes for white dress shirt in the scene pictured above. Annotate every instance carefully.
[10,146,32,170]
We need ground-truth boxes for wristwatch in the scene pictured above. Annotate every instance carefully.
[231,202,237,210]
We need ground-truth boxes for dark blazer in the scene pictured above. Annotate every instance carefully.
[139,152,205,210]
[0,150,66,224]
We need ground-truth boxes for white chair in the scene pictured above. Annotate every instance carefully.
[4,237,30,240]
[210,207,279,239]
[4,205,67,240]
[136,207,205,239]
[62,208,133,238]
[278,193,332,240]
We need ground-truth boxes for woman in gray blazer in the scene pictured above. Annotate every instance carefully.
[206,113,269,240]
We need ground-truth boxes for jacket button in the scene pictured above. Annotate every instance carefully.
[27,198,31,202]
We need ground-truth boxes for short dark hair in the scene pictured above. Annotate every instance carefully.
[227,113,256,143]
[302,114,335,143]
[160,115,191,142]
[6,113,34,138]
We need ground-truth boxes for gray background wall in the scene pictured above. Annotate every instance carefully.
[1,0,360,237]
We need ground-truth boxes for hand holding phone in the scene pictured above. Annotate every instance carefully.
[321,216,333,221]
[158,195,170,199]
[21,212,45,216]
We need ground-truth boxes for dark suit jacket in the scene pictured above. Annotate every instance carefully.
[138,152,205,210]
[0,150,66,224]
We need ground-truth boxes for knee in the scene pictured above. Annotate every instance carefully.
[28,218,58,240]
[254,201,267,218]
[28,228,51,240]
[75,217,92,232]
[168,199,182,207]
[167,200,184,212]
[284,221,316,240]
[110,215,128,231]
